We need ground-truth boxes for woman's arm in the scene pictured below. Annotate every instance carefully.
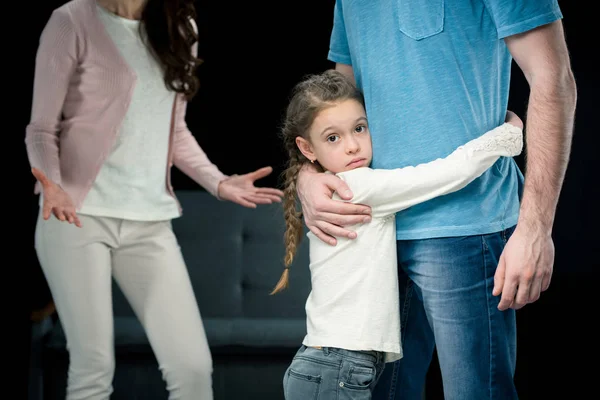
[25,9,79,187]
[337,122,524,218]
[171,18,228,198]
[171,92,228,198]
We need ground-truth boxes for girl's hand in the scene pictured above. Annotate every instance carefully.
[32,168,82,227]
[217,166,284,208]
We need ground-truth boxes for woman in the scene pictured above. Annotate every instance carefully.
[25,0,283,399]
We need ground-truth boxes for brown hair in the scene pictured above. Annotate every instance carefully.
[270,69,365,295]
[141,0,202,100]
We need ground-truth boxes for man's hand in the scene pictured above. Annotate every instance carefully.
[493,221,554,310]
[297,165,371,245]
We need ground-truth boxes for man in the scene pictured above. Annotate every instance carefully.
[295,1,577,399]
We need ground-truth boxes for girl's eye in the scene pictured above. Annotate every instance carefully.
[327,135,339,143]
[355,125,366,133]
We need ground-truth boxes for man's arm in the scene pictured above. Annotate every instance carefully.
[335,63,355,85]
[296,63,371,245]
[494,20,577,310]
[295,1,372,245]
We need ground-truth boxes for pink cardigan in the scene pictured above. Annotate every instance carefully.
[25,0,227,212]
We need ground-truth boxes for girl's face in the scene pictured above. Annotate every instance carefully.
[296,99,373,174]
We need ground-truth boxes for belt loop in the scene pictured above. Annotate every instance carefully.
[322,347,330,356]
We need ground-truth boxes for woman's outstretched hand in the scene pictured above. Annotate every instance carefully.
[31,168,82,227]
[217,166,284,208]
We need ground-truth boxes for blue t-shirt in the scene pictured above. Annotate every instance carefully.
[328,0,562,240]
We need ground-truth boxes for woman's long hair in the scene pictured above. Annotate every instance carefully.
[270,70,364,295]
[141,0,202,100]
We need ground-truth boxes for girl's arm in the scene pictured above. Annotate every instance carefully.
[336,122,523,218]
[25,9,79,187]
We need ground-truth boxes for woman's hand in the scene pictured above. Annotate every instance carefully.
[32,168,82,227]
[217,166,284,208]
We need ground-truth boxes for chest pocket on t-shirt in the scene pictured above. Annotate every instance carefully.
[396,0,445,40]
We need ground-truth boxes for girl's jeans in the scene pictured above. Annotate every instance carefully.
[283,345,386,400]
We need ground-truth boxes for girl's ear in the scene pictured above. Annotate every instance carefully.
[295,137,316,162]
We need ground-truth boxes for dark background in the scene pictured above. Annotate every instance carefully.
[10,0,597,398]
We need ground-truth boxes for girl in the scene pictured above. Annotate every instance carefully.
[26,0,283,399]
[270,69,523,399]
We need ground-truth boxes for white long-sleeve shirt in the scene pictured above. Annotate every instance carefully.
[301,122,523,362]
[78,4,180,220]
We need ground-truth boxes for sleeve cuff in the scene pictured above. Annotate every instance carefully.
[327,49,352,66]
[496,9,563,39]
[214,174,231,201]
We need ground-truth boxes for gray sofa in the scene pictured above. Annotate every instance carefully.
[32,190,312,400]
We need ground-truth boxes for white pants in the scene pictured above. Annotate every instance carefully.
[35,211,213,400]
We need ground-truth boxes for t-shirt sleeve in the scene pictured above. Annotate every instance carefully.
[327,0,352,65]
[483,0,563,39]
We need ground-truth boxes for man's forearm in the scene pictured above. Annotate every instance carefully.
[518,70,577,232]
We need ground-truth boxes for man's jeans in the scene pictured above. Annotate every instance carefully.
[373,226,518,400]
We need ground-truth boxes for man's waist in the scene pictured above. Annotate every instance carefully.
[394,211,520,241]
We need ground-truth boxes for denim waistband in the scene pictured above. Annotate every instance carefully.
[303,345,383,365]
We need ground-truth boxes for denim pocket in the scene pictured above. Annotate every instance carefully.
[339,362,376,395]
[397,0,445,40]
[283,367,321,400]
